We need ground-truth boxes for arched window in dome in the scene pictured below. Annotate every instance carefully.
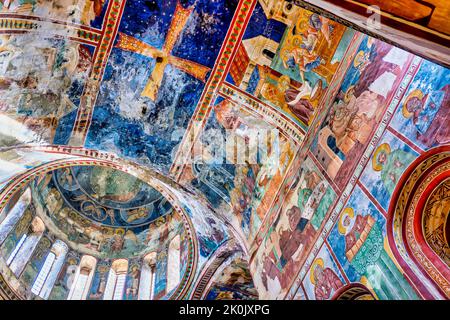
[0,188,31,245]
[7,216,45,277]
[138,252,156,300]
[31,240,68,299]
[67,255,97,300]
[103,259,128,300]
[167,235,181,293]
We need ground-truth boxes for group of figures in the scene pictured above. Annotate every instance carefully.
[174,0,450,300]
[0,0,449,301]
[249,20,450,299]
[0,171,190,300]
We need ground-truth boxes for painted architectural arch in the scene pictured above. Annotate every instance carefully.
[0,0,449,302]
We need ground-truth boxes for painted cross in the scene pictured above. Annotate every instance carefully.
[116,1,211,101]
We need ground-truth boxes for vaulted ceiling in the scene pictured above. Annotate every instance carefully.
[0,0,449,301]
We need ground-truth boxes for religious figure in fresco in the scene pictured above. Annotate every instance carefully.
[281,46,324,83]
[57,167,79,191]
[311,37,412,189]
[47,188,64,215]
[339,208,382,266]
[89,264,109,299]
[261,205,315,290]
[48,255,79,299]
[283,78,316,125]
[310,258,343,300]
[126,207,149,223]
[125,264,140,300]
[402,86,450,148]
[352,39,402,98]
[279,12,336,83]
[214,100,243,131]
[372,143,416,194]
[329,87,383,156]
[260,77,317,125]
[1,0,105,24]
[257,158,336,297]
[198,216,225,257]
[109,230,125,253]
[301,13,333,47]
[91,0,106,17]
[230,163,259,234]
[338,207,418,299]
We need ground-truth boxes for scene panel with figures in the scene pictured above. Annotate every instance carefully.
[205,257,258,300]
[225,2,355,131]
[0,0,108,26]
[359,129,419,212]
[84,0,239,173]
[302,242,347,300]
[181,95,297,244]
[310,36,414,190]
[389,59,450,150]
[327,185,419,300]
[250,155,337,299]
[0,34,93,145]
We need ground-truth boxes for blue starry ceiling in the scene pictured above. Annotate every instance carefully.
[74,0,239,173]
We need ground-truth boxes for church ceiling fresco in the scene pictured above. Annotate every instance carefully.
[52,166,172,227]
[225,2,355,130]
[0,0,449,302]
[32,166,178,259]
[81,0,239,172]
[0,148,239,300]
[294,0,450,66]
[279,55,450,300]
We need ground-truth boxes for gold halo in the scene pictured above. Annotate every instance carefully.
[310,258,325,284]
[296,17,308,34]
[131,264,139,272]
[98,265,109,273]
[261,82,277,99]
[338,207,355,235]
[291,35,303,47]
[353,51,366,68]
[344,85,355,104]
[278,75,291,89]
[280,47,291,62]
[114,228,125,236]
[372,143,391,172]
[402,89,424,118]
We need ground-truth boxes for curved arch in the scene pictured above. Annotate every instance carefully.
[387,145,450,299]
[7,216,46,277]
[189,240,237,300]
[0,146,200,300]
[332,283,376,300]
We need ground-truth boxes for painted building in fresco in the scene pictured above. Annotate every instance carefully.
[0,0,448,300]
